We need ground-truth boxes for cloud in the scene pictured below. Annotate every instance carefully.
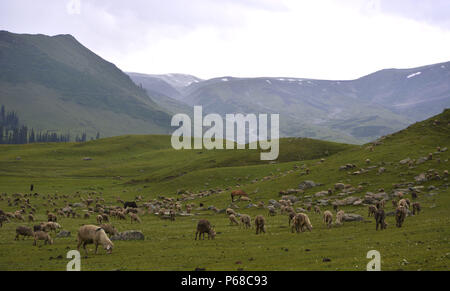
[0,0,449,80]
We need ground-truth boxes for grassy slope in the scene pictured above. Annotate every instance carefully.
[0,110,449,270]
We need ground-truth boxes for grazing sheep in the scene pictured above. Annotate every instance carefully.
[99,224,119,236]
[323,211,333,228]
[395,206,407,228]
[229,214,239,226]
[240,214,251,229]
[44,222,61,233]
[314,205,321,214]
[14,213,25,221]
[288,211,296,226]
[130,213,142,224]
[268,206,276,216]
[335,210,345,225]
[101,214,109,223]
[240,196,252,202]
[195,219,216,240]
[96,215,103,224]
[291,213,312,233]
[77,225,114,255]
[47,213,57,222]
[368,205,377,217]
[226,208,236,216]
[33,231,53,246]
[0,215,9,227]
[230,190,248,202]
[255,215,266,234]
[398,198,409,209]
[392,199,398,209]
[374,209,387,230]
[412,202,421,215]
[15,226,34,240]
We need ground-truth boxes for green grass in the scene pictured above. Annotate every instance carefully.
[0,110,449,271]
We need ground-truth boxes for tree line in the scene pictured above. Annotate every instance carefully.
[0,105,100,144]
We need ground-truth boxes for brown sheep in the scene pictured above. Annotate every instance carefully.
[231,190,248,202]
[77,225,114,255]
[96,215,103,224]
[291,213,313,233]
[287,211,296,226]
[15,226,34,240]
[368,205,377,217]
[323,210,333,228]
[314,205,321,214]
[195,219,216,240]
[47,213,57,222]
[240,214,251,229]
[130,213,141,223]
[395,206,407,228]
[229,214,239,226]
[412,202,421,215]
[374,209,387,230]
[226,208,236,216]
[255,215,266,234]
[99,224,119,236]
[335,210,345,225]
[33,231,53,246]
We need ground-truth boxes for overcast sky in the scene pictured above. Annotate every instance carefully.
[1,0,449,80]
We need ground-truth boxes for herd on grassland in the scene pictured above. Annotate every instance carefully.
[0,150,447,255]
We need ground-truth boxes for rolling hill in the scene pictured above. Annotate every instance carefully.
[0,31,173,138]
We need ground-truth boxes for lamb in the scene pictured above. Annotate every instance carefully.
[288,211,296,226]
[15,226,34,240]
[229,214,239,226]
[255,215,266,234]
[374,209,387,230]
[412,202,421,215]
[395,206,407,228]
[323,210,333,228]
[101,214,109,223]
[96,215,103,224]
[335,210,345,225]
[368,205,377,217]
[130,213,142,223]
[44,222,61,233]
[33,231,53,246]
[99,224,119,236]
[267,206,276,216]
[398,198,409,209]
[291,213,312,233]
[195,219,216,240]
[226,208,236,216]
[240,214,251,229]
[314,205,321,214]
[47,213,57,222]
[77,225,114,255]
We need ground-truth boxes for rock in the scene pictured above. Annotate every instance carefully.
[281,195,299,203]
[56,230,71,238]
[378,167,386,174]
[416,157,427,165]
[268,200,281,208]
[110,230,145,241]
[72,203,84,208]
[414,173,427,182]
[83,157,93,161]
[342,214,364,222]
[334,183,345,190]
[352,199,363,206]
[399,158,412,165]
[314,191,327,197]
[322,258,331,262]
[317,199,329,206]
[298,180,316,190]
[334,196,359,206]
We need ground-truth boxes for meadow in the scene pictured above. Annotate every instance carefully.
[0,110,449,271]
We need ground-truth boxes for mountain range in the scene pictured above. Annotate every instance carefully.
[0,30,448,143]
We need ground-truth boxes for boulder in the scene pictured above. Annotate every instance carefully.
[110,230,145,241]
[342,214,364,222]
[334,183,345,190]
[399,158,412,165]
[298,180,316,190]
[414,173,427,182]
[56,230,71,238]
[334,196,359,206]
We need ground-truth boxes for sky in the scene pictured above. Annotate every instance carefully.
[1,0,449,80]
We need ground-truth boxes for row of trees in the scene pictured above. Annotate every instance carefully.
[0,105,100,144]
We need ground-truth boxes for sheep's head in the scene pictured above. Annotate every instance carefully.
[105,243,114,254]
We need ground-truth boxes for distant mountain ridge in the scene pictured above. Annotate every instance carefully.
[129,61,450,144]
[0,30,173,138]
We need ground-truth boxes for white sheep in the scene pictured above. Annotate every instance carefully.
[77,225,114,255]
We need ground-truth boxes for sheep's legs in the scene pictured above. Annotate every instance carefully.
[95,243,98,254]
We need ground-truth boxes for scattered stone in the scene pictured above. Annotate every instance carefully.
[56,230,71,238]
[110,230,145,241]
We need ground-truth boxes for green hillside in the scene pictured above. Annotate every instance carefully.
[0,31,172,138]
[0,110,448,270]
